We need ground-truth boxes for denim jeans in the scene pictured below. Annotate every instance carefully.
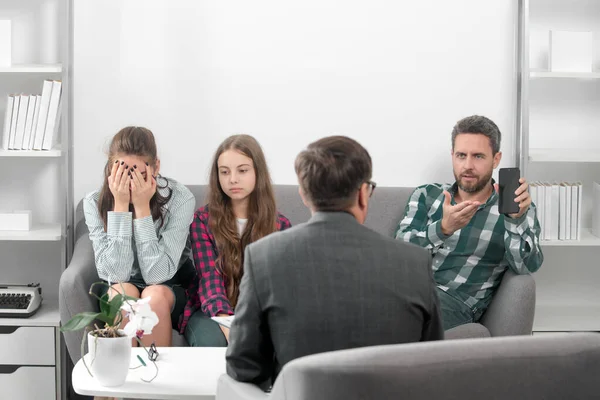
[184,313,228,347]
[436,288,484,331]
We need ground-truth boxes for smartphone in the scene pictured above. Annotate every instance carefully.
[498,167,521,215]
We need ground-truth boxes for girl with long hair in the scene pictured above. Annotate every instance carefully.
[180,134,291,346]
[83,126,196,347]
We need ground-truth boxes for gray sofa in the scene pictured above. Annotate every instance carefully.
[59,185,536,363]
[217,333,600,400]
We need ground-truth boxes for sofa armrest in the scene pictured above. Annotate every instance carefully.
[480,270,536,336]
[59,235,100,363]
[216,374,270,400]
[445,323,491,340]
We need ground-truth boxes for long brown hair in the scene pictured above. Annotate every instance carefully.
[208,134,277,306]
[98,126,172,230]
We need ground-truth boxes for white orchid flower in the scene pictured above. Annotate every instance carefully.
[120,297,160,338]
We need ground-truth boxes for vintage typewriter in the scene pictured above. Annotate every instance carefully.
[0,283,42,318]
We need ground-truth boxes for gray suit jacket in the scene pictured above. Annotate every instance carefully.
[226,211,443,386]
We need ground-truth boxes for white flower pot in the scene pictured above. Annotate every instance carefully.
[87,330,131,387]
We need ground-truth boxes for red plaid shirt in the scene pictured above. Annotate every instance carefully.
[179,205,292,333]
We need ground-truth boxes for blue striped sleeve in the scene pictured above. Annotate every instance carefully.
[83,192,134,282]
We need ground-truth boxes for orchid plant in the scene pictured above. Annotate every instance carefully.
[60,282,160,382]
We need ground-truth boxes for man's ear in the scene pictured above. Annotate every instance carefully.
[358,182,369,210]
[298,186,311,209]
[493,151,502,169]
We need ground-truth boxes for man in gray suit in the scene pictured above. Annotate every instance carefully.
[226,136,443,387]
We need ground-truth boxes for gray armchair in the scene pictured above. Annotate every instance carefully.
[445,269,536,339]
[217,333,600,400]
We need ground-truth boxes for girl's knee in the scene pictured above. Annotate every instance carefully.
[108,283,140,299]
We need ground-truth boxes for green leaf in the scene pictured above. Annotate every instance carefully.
[95,313,115,325]
[98,293,111,316]
[60,312,101,332]
[107,295,123,319]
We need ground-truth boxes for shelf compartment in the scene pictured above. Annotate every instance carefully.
[0,298,60,327]
[540,228,600,247]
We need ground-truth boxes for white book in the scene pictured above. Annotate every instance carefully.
[32,80,54,150]
[27,95,42,150]
[1,95,14,150]
[530,182,539,236]
[42,80,62,150]
[12,95,29,150]
[550,184,560,241]
[211,315,235,329]
[21,95,37,150]
[544,183,553,240]
[577,183,583,240]
[571,184,579,240]
[537,182,546,240]
[530,183,538,211]
[558,184,567,240]
[592,183,600,238]
[564,183,572,240]
[7,95,19,149]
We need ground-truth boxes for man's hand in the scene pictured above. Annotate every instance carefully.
[494,178,530,219]
[440,190,480,236]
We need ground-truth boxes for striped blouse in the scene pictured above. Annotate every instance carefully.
[83,176,196,285]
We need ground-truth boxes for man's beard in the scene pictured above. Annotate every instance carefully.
[455,170,492,194]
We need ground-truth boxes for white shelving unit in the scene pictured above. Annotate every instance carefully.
[0,1,71,399]
[529,149,600,163]
[0,224,62,241]
[0,148,62,157]
[0,64,62,73]
[541,228,600,247]
[530,70,600,79]
[0,298,60,328]
[519,0,600,333]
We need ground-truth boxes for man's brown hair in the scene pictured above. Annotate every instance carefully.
[295,136,372,211]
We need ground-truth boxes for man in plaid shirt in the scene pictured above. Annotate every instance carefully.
[395,115,543,330]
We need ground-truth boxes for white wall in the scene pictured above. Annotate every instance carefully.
[73,0,518,204]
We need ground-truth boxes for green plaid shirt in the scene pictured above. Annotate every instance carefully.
[395,182,543,313]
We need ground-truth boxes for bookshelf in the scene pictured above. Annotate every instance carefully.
[0,148,62,157]
[0,224,62,241]
[0,1,71,399]
[530,70,600,79]
[518,0,600,332]
[0,298,60,327]
[541,228,600,247]
[0,64,62,73]
[528,149,600,163]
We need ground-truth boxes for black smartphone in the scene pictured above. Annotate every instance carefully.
[498,167,521,215]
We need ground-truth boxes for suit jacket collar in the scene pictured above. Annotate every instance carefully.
[309,211,359,225]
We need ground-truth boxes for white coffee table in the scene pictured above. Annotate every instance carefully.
[72,347,227,400]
